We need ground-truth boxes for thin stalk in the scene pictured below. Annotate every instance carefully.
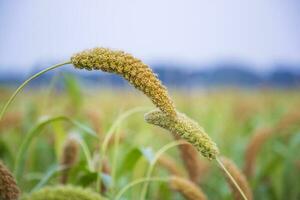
[115,177,169,200]
[0,61,71,120]
[77,137,94,172]
[216,157,248,200]
[140,140,188,200]
[96,107,151,192]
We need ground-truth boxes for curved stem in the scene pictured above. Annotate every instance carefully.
[0,61,71,120]
[216,157,248,200]
[140,140,188,200]
[96,107,152,192]
[115,177,169,200]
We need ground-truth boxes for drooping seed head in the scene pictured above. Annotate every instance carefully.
[145,109,219,160]
[0,161,20,200]
[169,176,207,200]
[71,48,176,118]
[21,185,104,200]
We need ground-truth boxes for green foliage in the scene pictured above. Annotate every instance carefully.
[0,86,299,200]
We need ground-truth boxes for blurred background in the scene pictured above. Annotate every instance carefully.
[0,0,300,88]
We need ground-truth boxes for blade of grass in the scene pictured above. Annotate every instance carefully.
[75,135,94,172]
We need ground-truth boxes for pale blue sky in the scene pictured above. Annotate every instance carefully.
[0,0,299,73]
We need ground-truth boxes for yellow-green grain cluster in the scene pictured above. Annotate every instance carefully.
[0,161,20,200]
[71,48,176,118]
[145,110,219,160]
[71,47,219,161]
[21,186,104,200]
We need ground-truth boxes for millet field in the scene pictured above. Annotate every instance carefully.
[0,54,299,200]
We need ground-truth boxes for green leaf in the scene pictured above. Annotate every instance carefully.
[116,148,143,178]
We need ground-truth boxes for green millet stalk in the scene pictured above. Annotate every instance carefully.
[71,47,177,118]
[144,109,219,160]
[21,185,104,200]
[0,161,20,200]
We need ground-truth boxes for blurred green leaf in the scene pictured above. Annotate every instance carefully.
[116,148,143,178]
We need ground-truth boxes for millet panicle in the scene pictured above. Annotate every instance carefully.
[144,109,219,160]
[71,48,176,118]
[21,185,104,200]
[0,161,20,200]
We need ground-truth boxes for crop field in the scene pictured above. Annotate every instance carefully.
[0,74,299,200]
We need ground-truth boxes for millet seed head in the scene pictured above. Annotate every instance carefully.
[0,161,20,200]
[71,48,176,118]
[144,109,219,160]
[21,185,104,200]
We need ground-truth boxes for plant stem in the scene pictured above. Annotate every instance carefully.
[0,61,71,120]
[216,157,248,200]
[115,177,169,200]
[96,107,151,192]
[140,140,188,200]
